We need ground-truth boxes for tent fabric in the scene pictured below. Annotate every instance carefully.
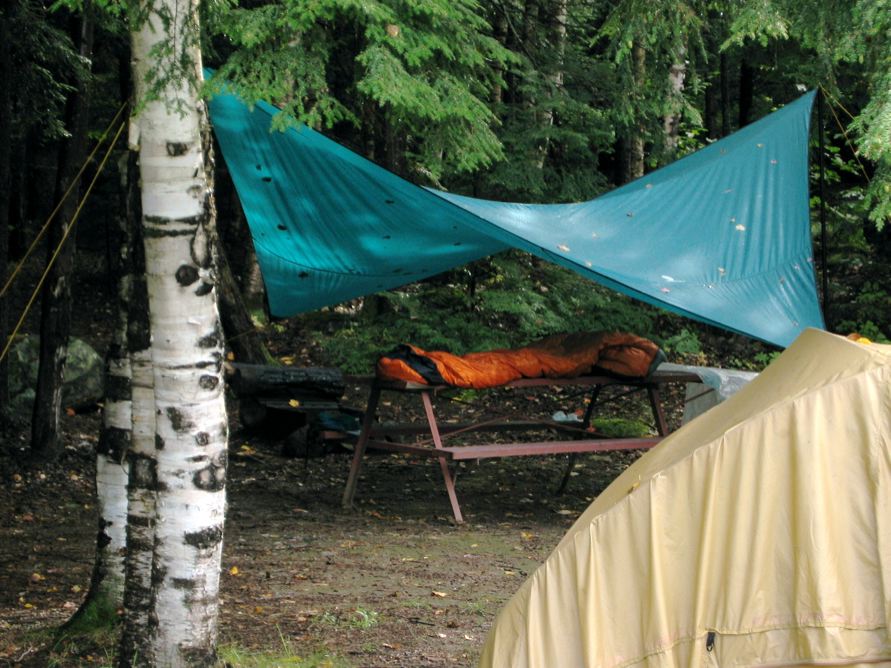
[208,84,824,347]
[477,329,891,668]
[375,331,663,389]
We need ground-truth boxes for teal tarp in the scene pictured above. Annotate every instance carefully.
[209,87,824,347]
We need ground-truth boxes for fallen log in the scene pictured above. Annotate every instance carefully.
[225,363,345,402]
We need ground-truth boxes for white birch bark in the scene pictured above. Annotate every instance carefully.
[82,154,141,616]
[92,352,130,603]
[120,0,228,664]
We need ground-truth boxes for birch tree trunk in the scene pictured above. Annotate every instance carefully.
[69,152,141,626]
[119,0,228,663]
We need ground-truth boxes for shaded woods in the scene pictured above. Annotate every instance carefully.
[1,0,890,665]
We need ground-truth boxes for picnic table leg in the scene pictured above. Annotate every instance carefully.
[647,385,669,436]
[420,390,464,524]
[556,385,602,495]
[342,384,382,509]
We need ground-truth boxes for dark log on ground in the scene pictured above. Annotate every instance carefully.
[225,363,345,402]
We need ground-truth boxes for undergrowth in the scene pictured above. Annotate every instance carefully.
[303,252,677,374]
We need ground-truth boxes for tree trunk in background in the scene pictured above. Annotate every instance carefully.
[663,48,687,158]
[31,10,94,459]
[215,152,268,325]
[0,7,12,416]
[738,59,754,127]
[209,141,271,365]
[720,51,730,136]
[8,138,28,260]
[491,8,507,104]
[626,42,646,181]
[537,0,567,168]
[119,0,228,662]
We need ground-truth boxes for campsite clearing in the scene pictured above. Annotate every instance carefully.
[0,396,661,666]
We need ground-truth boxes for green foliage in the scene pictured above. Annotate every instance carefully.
[591,417,652,438]
[661,328,702,356]
[207,0,514,179]
[309,251,659,374]
[217,642,350,667]
[29,594,121,667]
[5,0,91,142]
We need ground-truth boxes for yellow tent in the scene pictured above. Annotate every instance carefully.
[479,330,891,667]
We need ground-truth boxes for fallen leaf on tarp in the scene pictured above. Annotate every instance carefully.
[288,399,301,407]
[520,531,534,541]
[65,407,76,417]
[437,633,447,639]
[229,566,239,576]
[431,591,447,598]
[29,573,44,583]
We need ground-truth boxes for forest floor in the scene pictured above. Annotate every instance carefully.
[0,252,685,667]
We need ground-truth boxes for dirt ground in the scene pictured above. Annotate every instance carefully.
[0,255,683,667]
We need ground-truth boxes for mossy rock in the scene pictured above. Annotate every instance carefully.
[5,335,104,420]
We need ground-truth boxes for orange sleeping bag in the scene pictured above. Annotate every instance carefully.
[376,331,663,389]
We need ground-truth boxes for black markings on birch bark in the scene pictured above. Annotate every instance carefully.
[193,451,226,491]
[150,562,167,586]
[194,281,214,296]
[175,264,200,286]
[198,374,219,390]
[155,434,165,450]
[197,323,222,348]
[143,227,196,238]
[97,519,112,550]
[195,358,221,370]
[105,373,132,401]
[98,427,130,461]
[166,141,190,156]
[195,431,210,446]
[183,524,223,550]
[130,453,159,489]
[126,513,154,528]
[166,406,195,433]
[144,214,203,226]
